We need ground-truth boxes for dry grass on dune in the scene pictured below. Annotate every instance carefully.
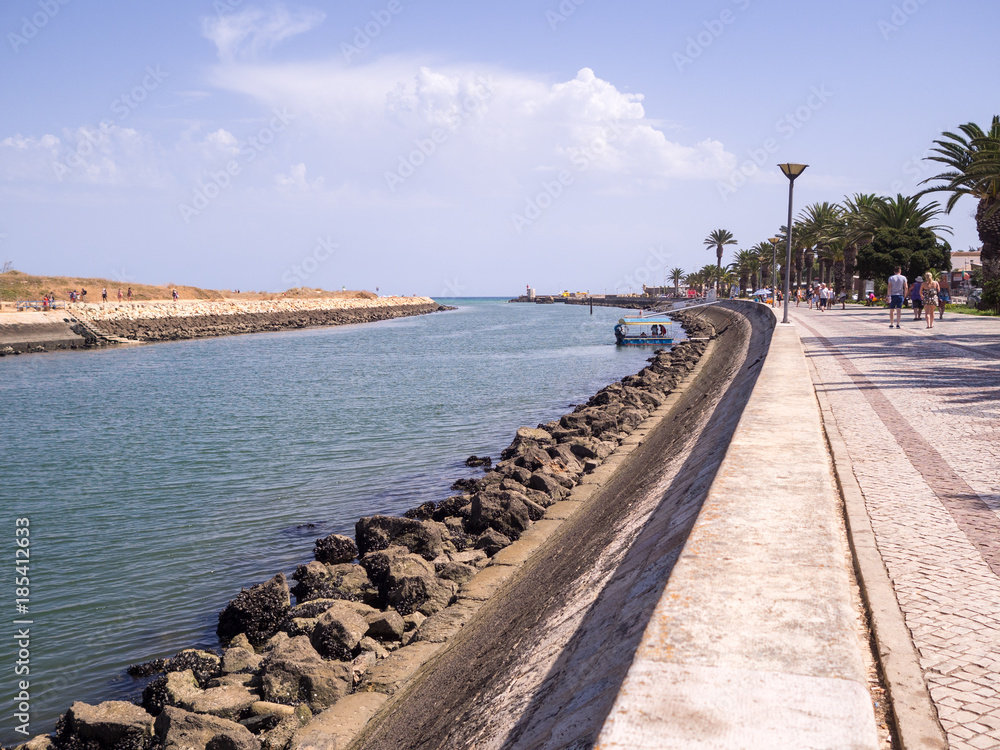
[0,270,374,303]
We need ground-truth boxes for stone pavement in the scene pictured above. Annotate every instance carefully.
[787,303,1000,750]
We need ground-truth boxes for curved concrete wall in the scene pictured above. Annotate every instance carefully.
[347,302,793,749]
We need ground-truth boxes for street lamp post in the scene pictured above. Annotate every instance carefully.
[769,236,781,308]
[778,163,808,323]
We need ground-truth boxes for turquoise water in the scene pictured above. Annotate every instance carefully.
[0,299,665,744]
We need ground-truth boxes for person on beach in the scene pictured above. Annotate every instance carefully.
[888,266,907,328]
[172,288,179,302]
[127,287,133,302]
[909,276,923,320]
[102,288,107,303]
[922,271,939,329]
[117,288,123,303]
[937,273,950,319]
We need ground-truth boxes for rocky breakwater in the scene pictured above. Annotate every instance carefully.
[10,312,714,750]
[73,297,447,343]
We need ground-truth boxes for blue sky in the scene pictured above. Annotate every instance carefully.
[0,0,994,296]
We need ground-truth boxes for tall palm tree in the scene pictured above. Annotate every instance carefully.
[668,267,686,297]
[922,116,1000,309]
[842,193,883,300]
[703,229,738,284]
[797,202,845,289]
[751,241,775,289]
[731,250,757,296]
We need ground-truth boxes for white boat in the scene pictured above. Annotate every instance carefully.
[613,315,675,346]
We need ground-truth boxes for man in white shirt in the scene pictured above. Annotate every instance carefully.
[887,266,907,328]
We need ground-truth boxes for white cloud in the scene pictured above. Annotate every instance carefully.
[275,162,324,191]
[202,4,326,62]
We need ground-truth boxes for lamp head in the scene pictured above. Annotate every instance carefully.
[778,163,808,181]
[769,236,781,245]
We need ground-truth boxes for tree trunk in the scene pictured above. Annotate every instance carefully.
[977,196,1000,312]
[843,244,858,301]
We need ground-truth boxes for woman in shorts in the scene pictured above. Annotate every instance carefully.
[921,271,939,329]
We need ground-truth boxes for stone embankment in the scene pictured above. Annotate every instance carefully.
[0,298,446,355]
[8,312,714,750]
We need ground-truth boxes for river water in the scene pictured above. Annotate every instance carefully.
[0,298,666,744]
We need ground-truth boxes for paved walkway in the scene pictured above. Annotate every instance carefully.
[787,303,1000,750]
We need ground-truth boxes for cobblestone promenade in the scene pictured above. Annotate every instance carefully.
[788,303,1000,750]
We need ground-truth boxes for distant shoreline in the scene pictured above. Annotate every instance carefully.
[0,297,450,356]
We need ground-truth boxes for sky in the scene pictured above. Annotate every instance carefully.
[0,0,995,297]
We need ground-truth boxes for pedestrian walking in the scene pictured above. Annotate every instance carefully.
[819,284,830,311]
[922,271,940,329]
[909,276,923,320]
[887,266,907,328]
[937,273,950,319]
[127,287,133,302]
[117,288,123,303]
[102,288,108,303]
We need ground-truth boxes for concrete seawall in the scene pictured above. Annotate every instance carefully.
[0,311,88,354]
[349,301,879,749]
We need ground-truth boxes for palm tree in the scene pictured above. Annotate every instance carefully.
[685,269,707,297]
[842,193,883,301]
[797,202,845,289]
[668,267,686,297]
[751,241,775,290]
[922,116,1000,309]
[731,250,757,296]
[703,229,738,284]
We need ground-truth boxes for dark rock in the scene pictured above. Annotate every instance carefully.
[217,574,291,648]
[290,561,377,606]
[309,603,369,661]
[434,561,477,586]
[511,444,552,472]
[56,701,155,750]
[355,515,444,560]
[468,489,532,540]
[313,534,357,565]
[432,495,472,522]
[364,610,406,641]
[360,546,436,604]
[527,472,569,501]
[402,502,437,521]
[449,478,478,493]
[475,528,512,556]
[153,706,259,750]
[259,636,351,711]
[387,576,457,616]
[464,455,492,467]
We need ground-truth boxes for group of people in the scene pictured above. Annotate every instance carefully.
[888,268,950,329]
[803,283,838,311]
